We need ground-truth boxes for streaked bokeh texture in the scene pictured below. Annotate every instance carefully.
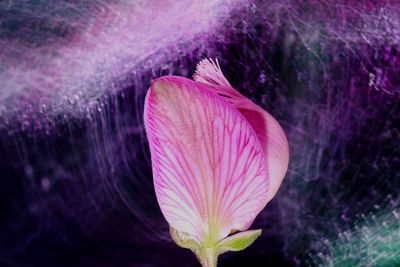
[0,1,399,266]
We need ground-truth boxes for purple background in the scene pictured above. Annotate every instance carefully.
[0,1,399,266]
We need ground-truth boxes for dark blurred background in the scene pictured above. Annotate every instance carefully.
[0,1,399,266]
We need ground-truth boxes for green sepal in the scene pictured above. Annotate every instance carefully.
[169,227,262,267]
[170,226,200,250]
[216,229,262,254]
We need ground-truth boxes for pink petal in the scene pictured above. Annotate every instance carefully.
[237,105,289,202]
[194,59,289,202]
[144,76,268,243]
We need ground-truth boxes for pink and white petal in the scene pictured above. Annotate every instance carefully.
[237,105,289,202]
[144,76,268,243]
[193,59,289,203]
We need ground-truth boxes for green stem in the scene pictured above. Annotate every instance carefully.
[198,247,218,267]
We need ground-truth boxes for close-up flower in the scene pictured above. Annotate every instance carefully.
[144,59,289,266]
[1,1,399,266]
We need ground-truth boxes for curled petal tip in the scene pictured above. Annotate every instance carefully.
[193,58,232,88]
